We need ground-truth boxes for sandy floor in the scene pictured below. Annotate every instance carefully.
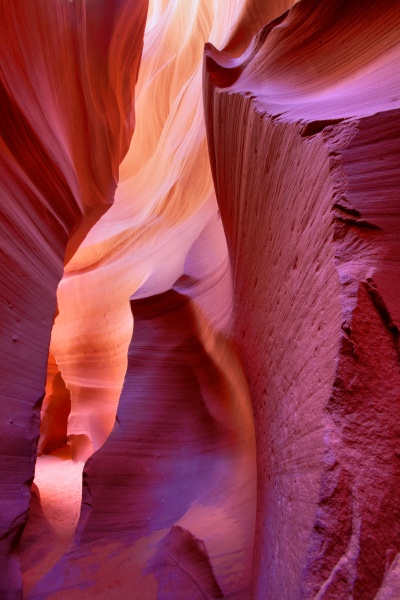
[21,449,85,596]
[34,449,84,535]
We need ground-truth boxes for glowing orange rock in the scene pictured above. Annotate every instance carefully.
[50,0,245,453]
[37,354,71,456]
[22,2,257,597]
[0,0,147,596]
[6,0,400,597]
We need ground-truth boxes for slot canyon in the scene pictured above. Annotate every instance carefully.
[1,0,400,598]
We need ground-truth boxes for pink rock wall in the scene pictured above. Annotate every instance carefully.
[0,1,148,597]
[3,0,400,597]
[204,0,400,597]
[19,2,257,597]
[26,289,255,598]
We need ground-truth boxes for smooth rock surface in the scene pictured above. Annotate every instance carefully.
[0,1,147,596]
[3,0,400,597]
[19,1,257,598]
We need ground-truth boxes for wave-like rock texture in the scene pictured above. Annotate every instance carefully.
[29,290,255,598]
[0,1,147,597]
[18,1,257,598]
[204,0,400,598]
[50,0,247,452]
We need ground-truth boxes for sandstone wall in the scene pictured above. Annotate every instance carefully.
[204,0,400,597]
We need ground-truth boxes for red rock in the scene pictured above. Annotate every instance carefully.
[4,0,400,597]
[27,289,256,598]
[37,354,71,456]
[0,1,147,596]
[222,0,297,57]
[204,0,400,597]
[147,525,224,599]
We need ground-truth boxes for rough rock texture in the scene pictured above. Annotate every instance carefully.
[0,1,147,597]
[204,0,400,598]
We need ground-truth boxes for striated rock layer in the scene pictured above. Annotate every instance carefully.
[27,289,256,598]
[18,1,257,598]
[4,0,400,597]
[0,1,148,597]
[50,0,247,454]
[204,0,400,598]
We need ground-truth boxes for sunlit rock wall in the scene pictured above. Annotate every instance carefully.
[19,1,257,599]
[3,0,400,597]
[204,0,400,598]
[0,1,147,597]
[51,0,248,453]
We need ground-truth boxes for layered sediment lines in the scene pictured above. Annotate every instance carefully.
[51,0,247,452]
[29,290,256,598]
[0,1,147,597]
[4,0,400,597]
[20,1,257,598]
[204,0,400,597]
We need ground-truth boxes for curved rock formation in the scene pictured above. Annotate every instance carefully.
[27,288,255,598]
[204,0,400,598]
[50,0,246,452]
[3,0,400,597]
[20,2,257,597]
[222,0,298,56]
[0,1,147,597]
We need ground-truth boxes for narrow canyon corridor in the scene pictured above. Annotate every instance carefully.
[2,0,400,599]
